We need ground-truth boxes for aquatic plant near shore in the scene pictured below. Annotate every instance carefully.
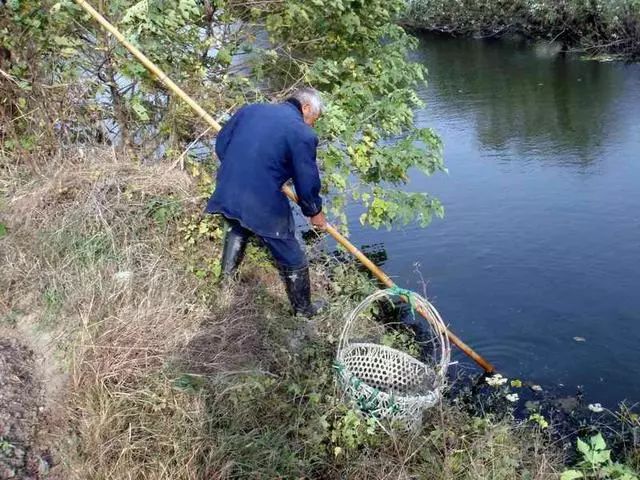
[486,373,509,386]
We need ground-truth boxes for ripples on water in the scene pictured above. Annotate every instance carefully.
[347,33,640,406]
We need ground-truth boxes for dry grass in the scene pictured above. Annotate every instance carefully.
[0,146,270,478]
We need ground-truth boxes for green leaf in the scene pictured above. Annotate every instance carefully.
[131,100,149,121]
[216,48,232,66]
[576,438,590,457]
[122,0,149,24]
[172,373,205,392]
[591,433,607,451]
[592,449,611,465]
[560,471,584,480]
[0,223,7,238]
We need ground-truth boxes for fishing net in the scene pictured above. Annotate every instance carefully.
[334,288,450,428]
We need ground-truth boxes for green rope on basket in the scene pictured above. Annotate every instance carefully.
[387,285,417,320]
[334,361,389,416]
[359,385,380,412]
[334,361,365,394]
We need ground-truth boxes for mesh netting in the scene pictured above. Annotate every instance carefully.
[335,288,451,428]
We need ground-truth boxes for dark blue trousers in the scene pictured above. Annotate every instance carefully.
[223,217,307,269]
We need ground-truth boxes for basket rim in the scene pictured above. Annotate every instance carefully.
[338,289,450,373]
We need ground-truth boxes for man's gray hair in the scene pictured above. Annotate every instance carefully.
[291,87,324,116]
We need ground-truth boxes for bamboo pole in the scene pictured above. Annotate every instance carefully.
[72,0,495,373]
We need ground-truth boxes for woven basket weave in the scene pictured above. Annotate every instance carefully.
[335,288,450,427]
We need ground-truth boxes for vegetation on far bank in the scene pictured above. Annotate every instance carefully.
[404,0,640,60]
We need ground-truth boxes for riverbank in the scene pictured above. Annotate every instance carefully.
[1,147,639,478]
[0,147,559,478]
[403,0,640,60]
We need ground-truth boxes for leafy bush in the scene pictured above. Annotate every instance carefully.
[246,0,445,230]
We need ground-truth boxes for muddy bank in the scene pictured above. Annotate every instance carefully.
[0,336,61,479]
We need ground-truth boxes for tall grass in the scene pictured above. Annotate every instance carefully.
[2,148,223,478]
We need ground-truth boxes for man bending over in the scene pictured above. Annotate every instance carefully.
[206,87,327,317]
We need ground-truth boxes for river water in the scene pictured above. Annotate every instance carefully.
[347,33,640,406]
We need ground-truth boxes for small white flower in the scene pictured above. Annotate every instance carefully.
[485,374,508,387]
[588,403,604,413]
[113,271,133,282]
[506,393,519,403]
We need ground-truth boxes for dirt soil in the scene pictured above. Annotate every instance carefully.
[0,336,62,480]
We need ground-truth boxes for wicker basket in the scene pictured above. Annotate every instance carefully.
[334,288,450,427]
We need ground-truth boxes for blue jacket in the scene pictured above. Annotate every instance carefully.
[206,100,323,239]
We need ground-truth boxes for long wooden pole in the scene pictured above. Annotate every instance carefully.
[72,0,495,373]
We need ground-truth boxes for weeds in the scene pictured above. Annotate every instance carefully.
[562,433,639,479]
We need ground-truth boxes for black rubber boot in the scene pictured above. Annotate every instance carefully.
[280,265,326,317]
[220,223,249,278]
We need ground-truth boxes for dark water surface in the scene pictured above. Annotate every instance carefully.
[347,34,640,406]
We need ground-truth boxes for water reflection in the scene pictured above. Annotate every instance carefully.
[413,34,623,162]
